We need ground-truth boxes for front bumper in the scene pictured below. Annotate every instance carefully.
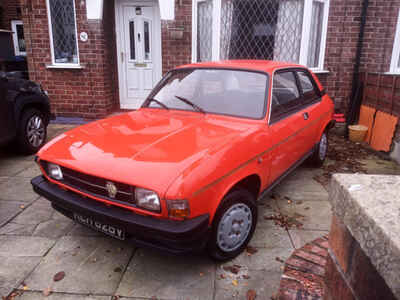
[31,176,210,254]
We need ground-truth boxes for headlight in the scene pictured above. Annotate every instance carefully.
[47,163,63,180]
[167,199,190,219]
[135,188,160,212]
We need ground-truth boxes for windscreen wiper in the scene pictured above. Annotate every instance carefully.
[147,98,169,110]
[174,95,206,114]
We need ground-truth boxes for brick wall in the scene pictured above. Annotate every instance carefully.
[19,0,118,119]
[317,0,400,114]
[360,0,400,73]
[1,0,21,30]
[161,0,192,74]
[316,0,364,114]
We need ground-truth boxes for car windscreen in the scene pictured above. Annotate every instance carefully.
[143,68,269,119]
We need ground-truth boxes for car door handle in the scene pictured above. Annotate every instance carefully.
[303,112,309,120]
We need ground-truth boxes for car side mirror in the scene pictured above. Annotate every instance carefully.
[0,71,7,81]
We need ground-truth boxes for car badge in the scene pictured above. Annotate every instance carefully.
[106,181,118,198]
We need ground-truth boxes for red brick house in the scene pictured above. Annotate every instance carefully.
[1,0,400,122]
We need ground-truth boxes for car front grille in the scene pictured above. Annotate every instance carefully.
[40,161,135,205]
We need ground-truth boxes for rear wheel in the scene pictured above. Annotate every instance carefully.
[207,189,258,261]
[17,108,47,155]
[308,131,328,167]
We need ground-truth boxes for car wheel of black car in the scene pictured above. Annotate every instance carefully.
[17,108,47,154]
[207,189,258,261]
[309,131,328,167]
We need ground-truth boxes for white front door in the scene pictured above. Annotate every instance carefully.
[116,1,162,109]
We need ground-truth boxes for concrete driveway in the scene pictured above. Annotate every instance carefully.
[0,124,396,300]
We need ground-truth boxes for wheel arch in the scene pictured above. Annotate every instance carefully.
[209,173,262,222]
[14,94,51,130]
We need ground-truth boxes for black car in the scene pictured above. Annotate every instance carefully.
[0,71,51,154]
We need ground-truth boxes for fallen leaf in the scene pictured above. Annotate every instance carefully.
[42,287,51,297]
[247,289,257,300]
[19,205,25,209]
[275,257,285,263]
[223,265,241,274]
[304,207,310,210]
[114,267,122,273]
[53,271,65,282]
[22,286,28,290]
[246,246,258,255]
[199,272,204,276]
[232,279,238,286]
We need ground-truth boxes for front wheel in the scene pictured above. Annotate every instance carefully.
[17,108,47,155]
[308,131,328,167]
[207,189,258,261]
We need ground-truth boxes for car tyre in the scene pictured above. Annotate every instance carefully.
[207,189,258,261]
[308,131,328,167]
[17,108,47,155]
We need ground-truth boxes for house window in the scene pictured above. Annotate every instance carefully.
[192,0,330,71]
[390,9,400,73]
[11,20,26,56]
[47,0,79,65]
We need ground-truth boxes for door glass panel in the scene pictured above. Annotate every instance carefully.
[271,71,301,123]
[144,20,151,60]
[129,21,136,60]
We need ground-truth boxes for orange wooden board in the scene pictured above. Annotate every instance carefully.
[370,111,399,152]
[358,105,376,143]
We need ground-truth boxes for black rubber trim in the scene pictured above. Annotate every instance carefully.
[31,176,210,254]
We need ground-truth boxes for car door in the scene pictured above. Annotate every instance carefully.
[294,69,324,151]
[267,70,307,184]
[0,74,15,144]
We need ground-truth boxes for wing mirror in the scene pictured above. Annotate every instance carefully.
[0,71,8,82]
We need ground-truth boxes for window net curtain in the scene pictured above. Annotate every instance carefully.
[197,0,213,62]
[273,0,304,63]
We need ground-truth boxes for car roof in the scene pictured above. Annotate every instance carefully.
[176,60,306,74]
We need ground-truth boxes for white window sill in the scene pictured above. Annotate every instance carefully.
[311,70,330,74]
[384,71,400,75]
[46,64,84,70]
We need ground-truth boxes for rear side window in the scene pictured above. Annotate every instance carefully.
[270,71,301,123]
[297,71,321,105]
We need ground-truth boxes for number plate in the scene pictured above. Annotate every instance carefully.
[73,213,125,240]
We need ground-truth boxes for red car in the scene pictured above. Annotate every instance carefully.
[31,61,334,260]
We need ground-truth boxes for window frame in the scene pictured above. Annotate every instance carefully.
[269,69,303,125]
[390,9,400,74]
[11,20,26,56]
[294,69,322,105]
[191,0,330,71]
[46,0,80,67]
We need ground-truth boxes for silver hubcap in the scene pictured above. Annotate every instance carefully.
[27,115,45,148]
[319,133,327,160]
[217,203,252,252]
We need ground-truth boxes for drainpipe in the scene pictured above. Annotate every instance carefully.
[346,0,369,135]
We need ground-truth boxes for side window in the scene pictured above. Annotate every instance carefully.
[297,71,320,104]
[270,71,301,123]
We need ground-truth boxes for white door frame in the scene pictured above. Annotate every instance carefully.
[115,0,162,109]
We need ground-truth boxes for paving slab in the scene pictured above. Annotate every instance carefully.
[15,164,42,178]
[25,236,134,295]
[0,200,26,226]
[0,176,9,184]
[0,236,55,257]
[0,256,42,298]
[276,199,332,231]
[0,176,39,202]
[214,268,282,300]
[288,229,329,249]
[14,292,111,300]
[249,221,292,249]
[116,248,215,300]
[221,246,292,272]
[0,198,74,238]
[0,158,35,177]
